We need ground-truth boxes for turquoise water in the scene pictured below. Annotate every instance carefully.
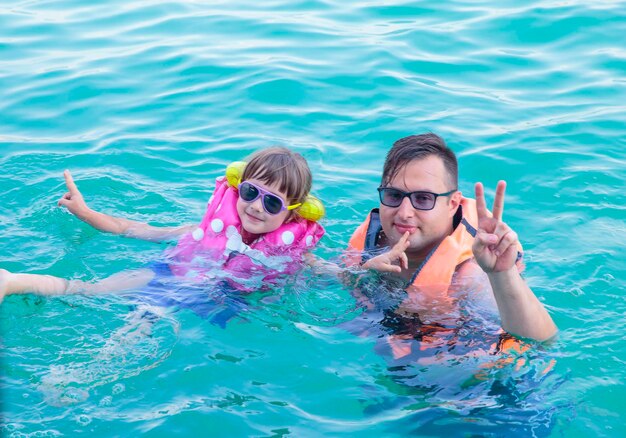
[1,0,625,436]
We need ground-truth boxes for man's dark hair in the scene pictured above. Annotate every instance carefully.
[381,133,458,189]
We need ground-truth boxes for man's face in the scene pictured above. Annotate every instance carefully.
[379,155,460,259]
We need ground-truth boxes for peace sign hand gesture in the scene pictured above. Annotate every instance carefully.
[362,231,410,273]
[57,170,90,218]
[473,181,520,273]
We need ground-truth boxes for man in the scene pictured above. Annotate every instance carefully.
[348,133,557,342]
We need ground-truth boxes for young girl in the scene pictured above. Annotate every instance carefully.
[0,147,325,308]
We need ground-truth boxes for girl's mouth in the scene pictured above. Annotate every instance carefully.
[246,212,263,223]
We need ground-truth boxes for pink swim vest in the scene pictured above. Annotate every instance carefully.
[168,177,325,289]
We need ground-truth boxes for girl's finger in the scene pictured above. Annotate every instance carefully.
[63,170,80,195]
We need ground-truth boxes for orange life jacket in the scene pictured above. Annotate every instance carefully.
[348,197,480,295]
[348,199,531,366]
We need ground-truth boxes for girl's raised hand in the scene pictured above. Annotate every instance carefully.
[472,181,519,273]
[57,170,89,217]
[362,231,410,273]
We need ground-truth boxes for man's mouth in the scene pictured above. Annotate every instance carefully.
[394,223,417,234]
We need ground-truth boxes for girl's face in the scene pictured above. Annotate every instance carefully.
[236,178,292,237]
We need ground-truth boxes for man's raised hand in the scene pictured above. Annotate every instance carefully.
[472,181,519,273]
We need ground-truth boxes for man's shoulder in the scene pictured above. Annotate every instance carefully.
[454,258,483,279]
[348,208,381,251]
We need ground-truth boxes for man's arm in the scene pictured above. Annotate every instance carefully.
[58,170,195,243]
[486,267,556,340]
[473,181,557,341]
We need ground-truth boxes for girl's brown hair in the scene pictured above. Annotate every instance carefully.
[242,147,312,204]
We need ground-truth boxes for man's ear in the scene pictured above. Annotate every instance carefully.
[448,191,462,217]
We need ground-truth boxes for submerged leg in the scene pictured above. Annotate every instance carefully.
[1,268,69,301]
[67,268,156,294]
[0,268,155,302]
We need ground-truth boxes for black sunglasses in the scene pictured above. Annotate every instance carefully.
[377,187,457,211]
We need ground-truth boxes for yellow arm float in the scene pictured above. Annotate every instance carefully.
[225,161,325,222]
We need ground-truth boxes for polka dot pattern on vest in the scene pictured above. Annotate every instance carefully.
[211,218,224,233]
[192,228,205,241]
[170,177,325,286]
[281,231,295,245]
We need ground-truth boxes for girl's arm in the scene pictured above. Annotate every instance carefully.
[304,253,379,310]
[303,252,344,276]
[58,170,195,243]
